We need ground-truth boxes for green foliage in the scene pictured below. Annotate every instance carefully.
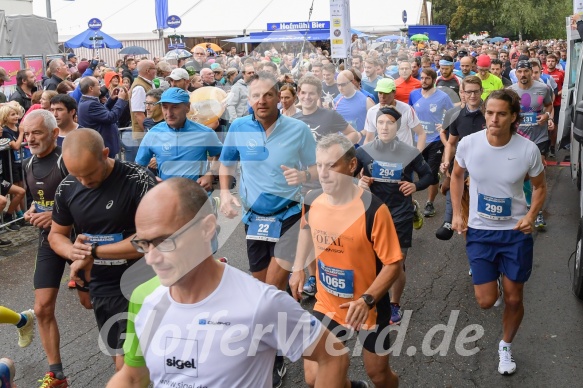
[433,0,571,40]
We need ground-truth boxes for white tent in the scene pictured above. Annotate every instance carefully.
[34,0,428,42]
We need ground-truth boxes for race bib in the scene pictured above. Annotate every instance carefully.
[318,259,354,298]
[420,121,436,135]
[34,202,52,213]
[520,112,537,126]
[477,193,512,220]
[246,215,282,242]
[85,233,124,245]
[372,161,402,183]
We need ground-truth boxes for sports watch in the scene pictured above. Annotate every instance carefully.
[90,243,99,259]
[360,294,375,309]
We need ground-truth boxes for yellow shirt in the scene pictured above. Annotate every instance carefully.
[481,73,504,100]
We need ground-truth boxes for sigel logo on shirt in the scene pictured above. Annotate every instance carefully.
[166,357,197,370]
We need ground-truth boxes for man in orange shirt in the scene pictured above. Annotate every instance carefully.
[290,133,403,388]
[394,60,422,103]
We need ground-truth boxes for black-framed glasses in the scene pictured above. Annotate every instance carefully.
[131,217,203,253]
[464,90,481,96]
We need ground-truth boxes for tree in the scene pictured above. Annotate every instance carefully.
[433,0,571,39]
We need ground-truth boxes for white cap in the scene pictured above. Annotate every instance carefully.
[166,68,189,81]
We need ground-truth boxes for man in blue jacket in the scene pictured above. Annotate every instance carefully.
[77,76,128,158]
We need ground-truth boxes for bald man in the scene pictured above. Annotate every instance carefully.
[130,60,156,135]
[333,70,374,139]
[48,128,156,371]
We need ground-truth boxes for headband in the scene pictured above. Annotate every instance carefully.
[516,60,532,69]
[439,60,454,66]
[377,106,402,122]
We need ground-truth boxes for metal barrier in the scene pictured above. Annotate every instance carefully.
[119,127,140,162]
[0,141,27,229]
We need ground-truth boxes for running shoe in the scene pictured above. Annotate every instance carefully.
[498,346,516,375]
[0,358,15,388]
[468,267,472,276]
[350,381,370,388]
[493,275,503,307]
[0,238,12,247]
[548,149,556,159]
[272,357,286,388]
[302,276,316,296]
[38,372,68,388]
[413,200,424,230]
[390,303,402,325]
[423,201,436,217]
[67,280,76,289]
[535,211,546,230]
[436,221,454,240]
[17,309,35,348]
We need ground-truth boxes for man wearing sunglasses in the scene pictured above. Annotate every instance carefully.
[48,128,157,373]
[108,178,349,388]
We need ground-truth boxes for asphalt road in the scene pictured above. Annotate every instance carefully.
[1,154,583,387]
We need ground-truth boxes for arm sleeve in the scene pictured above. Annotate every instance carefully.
[122,298,146,367]
[205,131,223,157]
[52,181,74,226]
[364,108,376,133]
[134,133,153,166]
[131,86,146,112]
[455,136,468,169]
[330,110,349,132]
[253,288,323,363]
[411,153,433,191]
[298,125,317,167]
[218,123,240,166]
[371,204,403,265]
[528,143,545,178]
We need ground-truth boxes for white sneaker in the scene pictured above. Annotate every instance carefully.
[493,275,503,307]
[17,309,35,348]
[498,345,516,375]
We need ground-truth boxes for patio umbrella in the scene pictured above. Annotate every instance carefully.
[194,43,222,52]
[64,29,123,49]
[376,34,406,42]
[410,34,429,41]
[490,37,505,43]
[164,49,192,61]
[119,46,150,55]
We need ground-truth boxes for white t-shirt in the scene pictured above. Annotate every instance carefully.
[130,77,153,112]
[364,100,420,147]
[456,130,544,230]
[125,265,322,388]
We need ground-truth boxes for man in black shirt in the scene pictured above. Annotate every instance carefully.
[48,128,156,371]
[22,110,89,387]
[321,63,340,108]
[438,76,486,240]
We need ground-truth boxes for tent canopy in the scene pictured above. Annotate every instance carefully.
[224,28,368,44]
[64,29,123,49]
[42,0,427,41]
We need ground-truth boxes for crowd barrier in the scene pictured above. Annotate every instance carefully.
[0,141,27,229]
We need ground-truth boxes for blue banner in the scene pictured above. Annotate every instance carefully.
[155,0,168,29]
[267,21,329,31]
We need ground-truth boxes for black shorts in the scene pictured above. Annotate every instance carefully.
[245,212,301,273]
[0,180,11,196]
[33,231,72,289]
[536,140,550,157]
[92,294,129,356]
[421,141,444,185]
[394,219,413,249]
[312,293,392,355]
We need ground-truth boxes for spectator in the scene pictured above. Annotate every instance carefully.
[0,67,10,103]
[10,69,38,112]
[43,59,69,91]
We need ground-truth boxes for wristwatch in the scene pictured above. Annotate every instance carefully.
[360,294,375,309]
[90,243,99,259]
[545,112,551,119]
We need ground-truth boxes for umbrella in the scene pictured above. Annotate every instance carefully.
[410,34,429,41]
[119,46,150,55]
[194,43,222,52]
[376,34,406,42]
[64,29,123,49]
[490,37,505,43]
[164,49,192,61]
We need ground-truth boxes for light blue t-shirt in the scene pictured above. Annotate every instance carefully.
[220,114,316,219]
[409,88,454,143]
[135,120,222,181]
[334,90,369,131]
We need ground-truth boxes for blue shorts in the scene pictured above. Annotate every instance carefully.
[466,228,533,285]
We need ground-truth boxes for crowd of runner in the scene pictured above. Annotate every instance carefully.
[0,23,574,387]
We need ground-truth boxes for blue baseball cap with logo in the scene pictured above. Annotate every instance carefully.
[158,87,190,104]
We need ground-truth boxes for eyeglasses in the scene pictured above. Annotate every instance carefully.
[145,102,157,106]
[131,217,202,253]
[464,90,481,96]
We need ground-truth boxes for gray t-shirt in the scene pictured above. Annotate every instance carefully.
[508,81,553,145]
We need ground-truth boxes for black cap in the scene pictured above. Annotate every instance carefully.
[458,49,468,57]
[538,49,549,55]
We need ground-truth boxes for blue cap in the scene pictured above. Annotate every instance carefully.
[158,87,190,104]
